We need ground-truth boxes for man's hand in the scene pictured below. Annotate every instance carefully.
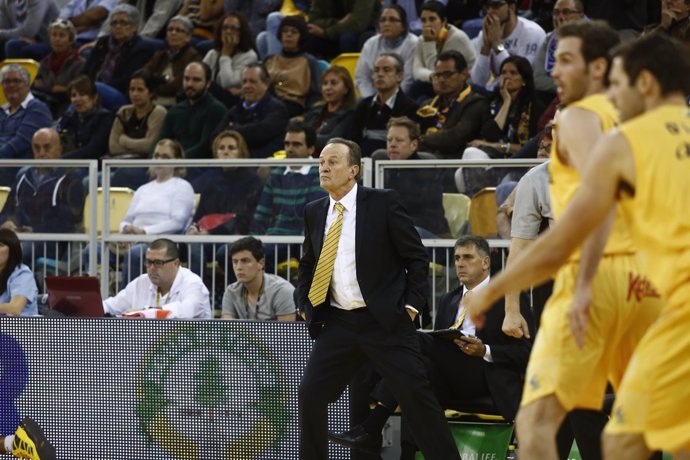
[307,24,325,37]
[569,284,592,348]
[502,310,530,338]
[454,335,486,357]
[484,14,503,50]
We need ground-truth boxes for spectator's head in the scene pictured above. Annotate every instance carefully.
[320,65,356,109]
[214,11,254,53]
[278,15,308,53]
[150,138,186,179]
[109,4,139,43]
[67,75,99,114]
[552,0,584,29]
[609,33,690,122]
[32,128,62,161]
[554,20,620,104]
[498,55,535,100]
[146,238,180,290]
[183,62,212,103]
[241,63,269,104]
[166,16,193,52]
[321,138,362,196]
[537,121,554,159]
[433,50,469,97]
[212,130,249,160]
[0,64,30,110]
[378,5,408,39]
[48,18,77,54]
[484,0,517,26]
[229,236,265,286]
[128,69,157,109]
[373,53,404,95]
[386,116,420,160]
[661,0,690,23]
[420,1,448,40]
[454,235,490,289]
[0,228,22,296]
[284,120,316,159]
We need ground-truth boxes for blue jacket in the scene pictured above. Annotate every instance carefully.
[0,97,52,159]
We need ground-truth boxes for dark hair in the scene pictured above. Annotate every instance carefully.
[67,74,98,98]
[436,50,468,72]
[129,69,159,94]
[286,120,316,148]
[244,62,270,83]
[320,65,356,108]
[325,137,362,180]
[558,20,620,85]
[387,116,421,141]
[213,11,253,53]
[230,236,265,262]
[611,33,690,96]
[377,52,404,74]
[381,5,408,35]
[0,229,23,296]
[277,15,308,49]
[420,1,447,21]
[499,55,535,97]
[185,61,212,83]
[455,235,490,260]
[149,238,179,259]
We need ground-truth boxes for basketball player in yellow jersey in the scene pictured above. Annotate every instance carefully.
[467,33,690,459]
[472,21,663,459]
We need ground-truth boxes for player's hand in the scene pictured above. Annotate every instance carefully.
[569,285,592,348]
[465,289,488,330]
[455,335,486,357]
[502,310,530,339]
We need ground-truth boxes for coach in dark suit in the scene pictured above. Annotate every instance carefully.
[296,138,460,460]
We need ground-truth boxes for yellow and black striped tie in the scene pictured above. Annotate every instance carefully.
[308,202,345,306]
[450,290,471,329]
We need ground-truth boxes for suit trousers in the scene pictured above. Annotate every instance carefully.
[298,308,460,460]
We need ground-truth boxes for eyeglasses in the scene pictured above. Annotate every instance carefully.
[431,70,458,80]
[50,18,74,29]
[379,17,402,23]
[222,25,241,32]
[553,8,581,16]
[1,78,25,85]
[167,26,188,34]
[111,19,132,27]
[145,258,177,267]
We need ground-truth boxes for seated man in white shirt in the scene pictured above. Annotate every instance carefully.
[103,238,212,319]
[221,236,296,321]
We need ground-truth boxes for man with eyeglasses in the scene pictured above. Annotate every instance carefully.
[470,0,546,92]
[103,238,212,319]
[644,0,690,49]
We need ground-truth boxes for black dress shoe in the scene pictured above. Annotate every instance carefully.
[328,425,382,455]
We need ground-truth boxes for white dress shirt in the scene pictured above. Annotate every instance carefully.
[326,183,366,310]
[457,275,493,362]
[103,267,212,319]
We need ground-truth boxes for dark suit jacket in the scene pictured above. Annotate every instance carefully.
[297,186,429,338]
[435,284,534,420]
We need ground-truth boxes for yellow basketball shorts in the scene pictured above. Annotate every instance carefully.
[521,254,662,411]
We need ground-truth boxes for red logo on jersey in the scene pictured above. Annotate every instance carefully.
[627,273,661,302]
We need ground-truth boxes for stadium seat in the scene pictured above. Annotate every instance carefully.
[0,186,10,210]
[330,53,360,94]
[468,187,497,238]
[83,187,134,234]
[442,193,471,238]
[280,0,307,17]
[0,59,39,105]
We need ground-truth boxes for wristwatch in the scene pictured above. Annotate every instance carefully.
[502,142,510,154]
[493,43,506,54]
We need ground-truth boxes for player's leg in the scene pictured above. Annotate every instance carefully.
[516,394,567,459]
[602,433,650,460]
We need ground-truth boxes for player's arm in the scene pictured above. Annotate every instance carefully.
[504,237,532,338]
[467,131,630,322]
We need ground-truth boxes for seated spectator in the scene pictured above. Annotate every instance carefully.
[97,0,180,41]
[644,0,690,50]
[56,75,115,160]
[256,5,310,60]
[417,50,489,159]
[158,61,227,164]
[0,64,52,186]
[108,70,167,158]
[0,0,59,60]
[0,128,85,265]
[186,130,262,275]
[355,5,418,98]
[384,117,450,238]
[32,19,86,118]
[203,12,258,108]
[0,228,39,316]
[411,1,476,102]
[103,238,212,319]
[353,53,418,157]
[470,0,546,92]
[142,16,201,107]
[227,0,282,43]
[212,62,289,158]
[302,65,357,155]
[82,4,157,98]
[221,236,296,321]
[458,56,545,195]
[85,139,195,283]
[176,0,224,44]
[264,15,321,117]
[329,236,533,456]
[303,0,379,60]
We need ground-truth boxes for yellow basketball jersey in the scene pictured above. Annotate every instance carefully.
[618,104,690,301]
[549,93,635,261]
